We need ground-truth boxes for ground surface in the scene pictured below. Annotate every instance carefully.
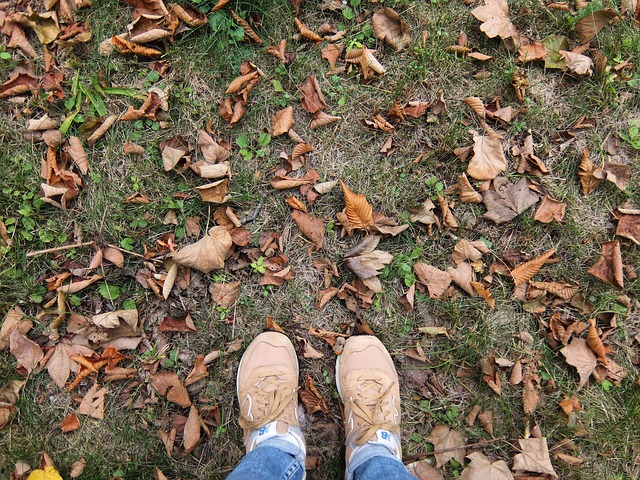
[1,0,640,479]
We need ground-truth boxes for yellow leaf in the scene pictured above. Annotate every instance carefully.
[27,466,63,480]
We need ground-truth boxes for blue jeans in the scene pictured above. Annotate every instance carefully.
[227,442,415,480]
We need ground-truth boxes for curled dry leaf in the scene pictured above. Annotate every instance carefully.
[310,111,341,130]
[314,180,338,194]
[266,39,288,63]
[299,374,330,414]
[0,307,32,351]
[65,136,89,175]
[272,106,294,136]
[195,178,231,203]
[482,177,540,224]
[560,51,593,76]
[615,209,640,245]
[534,196,566,223]
[594,162,631,191]
[344,235,393,293]
[123,141,144,155]
[588,240,623,289]
[340,180,373,231]
[511,248,556,286]
[229,9,263,44]
[112,36,162,57]
[458,173,482,203]
[372,7,411,51]
[513,437,557,477]
[294,18,323,44]
[210,281,241,309]
[346,47,386,79]
[0,379,26,429]
[299,76,327,114]
[271,169,314,189]
[528,281,578,300]
[286,196,307,212]
[61,412,80,433]
[172,226,232,274]
[185,355,208,386]
[151,371,191,407]
[464,96,486,119]
[459,452,513,480]
[183,405,202,453]
[447,262,475,296]
[471,281,495,308]
[586,318,608,365]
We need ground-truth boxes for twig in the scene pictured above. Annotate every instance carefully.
[403,437,506,462]
[105,243,146,259]
[240,198,265,225]
[26,241,95,257]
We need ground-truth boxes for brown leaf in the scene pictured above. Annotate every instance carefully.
[340,180,373,231]
[471,0,520,43]
[322,43,344,67]
[559,395,581,415]
[172,226,232,274]
[534,196,566,223]
[295,336,324,358]
[151,371,191,407]
[414,263,452,299]
[61,412,80,433]
[464,97,486,119]
[346,47,386,79]
[594,162,631,191]
[560,50,593,76]
[586,318,608,365]
[615,210,640,245]
[294,18,323,44]
[310,110,341,130]
[437,192,458,230]
[513,437,557,476]
[266,39,288,63]
[299,374,330,414]
[46,339,95,388]
[471,281,495,308]
[0,70,39,99]
[447,262,476,296]
[575,8,619,43]
[286,196,307,212]
[0,379,26,429]
[0,307,32,351]
[210,281,241,308]
[159,313,197,332]
[9,330,43,374]
[511,248,556,286]
[468,130,507,180]
[452,239,489,264]
[427,425,466,468]
[482,177,539,224]
[480,355,501,394]
[299,76,327,113]
[561,338,597,390]
[195,178,231,203]
[410,199,440,227]
[197,130,230,164]
[111,35,162,57]
[271,169,314,189]
[229,9,263,43]
[372,7,411,51]
[185,356,208,386]
[458,173,482,203]
[518,42,548,63]
[272,106,294,136]
[70,458,86,478]
[578,147,600,195]
[78,383,106,420]
[344,235,393,293]
[588,240,623,289]
[512,134,548,175]
[405,460,444,480]
[291,209,325,249]
[183,405,201,453]
[528,281,578,300]
[459,452,513,480]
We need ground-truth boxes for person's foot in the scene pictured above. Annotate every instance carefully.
[237,332,305,456]
[336,335,402,476]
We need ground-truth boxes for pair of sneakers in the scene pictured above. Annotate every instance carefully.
[236,332,402,477]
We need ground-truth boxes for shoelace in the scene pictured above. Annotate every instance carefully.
[239,371,296,430]
[347,374,399,446]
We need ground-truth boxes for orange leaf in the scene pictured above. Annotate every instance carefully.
[61,412,80,433]
[272,106,294,136]
[111,36,162,57]
[586,318,608,365]
[294,18,323,44]
[510,248,556,286]
[588,240,623,289]
[340,180,373,230]
[471,281,495,308]
[229,9,263,44]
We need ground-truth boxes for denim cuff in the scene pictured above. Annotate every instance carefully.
[260,436,306,467]
[347,443,402,476]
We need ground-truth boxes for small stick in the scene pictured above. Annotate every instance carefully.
[403,437,506,462]
[241,198,265,225]
[105,243,146,259]
[26,241,95,257]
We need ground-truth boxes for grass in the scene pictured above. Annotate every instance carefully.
[1,0,640,478]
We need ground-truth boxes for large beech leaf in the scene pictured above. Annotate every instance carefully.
[172,226,232,273]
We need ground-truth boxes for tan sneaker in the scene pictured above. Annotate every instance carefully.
[336,335,402,477]
[237,332,305,458]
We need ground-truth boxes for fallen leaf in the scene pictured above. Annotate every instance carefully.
[405,460,443,480]
[159,312,197,332]
[0,307,32,351]
[459,451,514,480]
[586,318,608,365]
[594,162,631,191]
[372,7,411,51]
[528,281,578,300]
[0,379,26,429]
[310,110,341,129]
[559,395,581,415]
[344,235,393,293]
[346,47,386,79]
[229,9,263,43]
[172,226,232,274]
[577,147,600,194]
[151,371,191,407]
[299,76,327,113]
[518,42,548,63]
[414,263,452,299]
[561,338,597,390]
[9,330,43,374]
[195,179,231,203]
[0,70,40,99]
[60,412,80,433]
[197,130,230,164]
[588,241,623,289]
[299,374,330,414]
[575,8,619,43]
[291,210,325,249]
[555,452,584,467]
[471,0,520,43]
[46,339,95,388]
[111,35,162,57]
[534,196,566,223]
[560,50,593,76]
[482,177,540,224]
[511,248,556,286]
[615,210,640,245]
[480,355,501,394]
[468,130,507,181]
[210,281,241,308]
[340,180,373,232]
[447,262,476,296]
[183,405,201,454]
[471,281,495,308]
[272,106,294,136]
[294,18,323,44]
[295,336,325,358]
[77,383,106,419]
[427,425,466,468]
[271,169,314,189]
[512,437,557,477]
[69,458,86,478]
[452,239,489,264]
[266,39,289,63]
[322,43,343,67]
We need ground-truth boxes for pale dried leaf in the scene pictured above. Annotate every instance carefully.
[172,226,232,274]
[372,7,411,51]
[427,425,466,468]
[512,438,557,476]
[460,452,514,480]
[272,106,294,136]
[468,130,507,181]
[77,383,106,419]
[560,338,597,390]
[588,240,623,289]
[414,263,452,299]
